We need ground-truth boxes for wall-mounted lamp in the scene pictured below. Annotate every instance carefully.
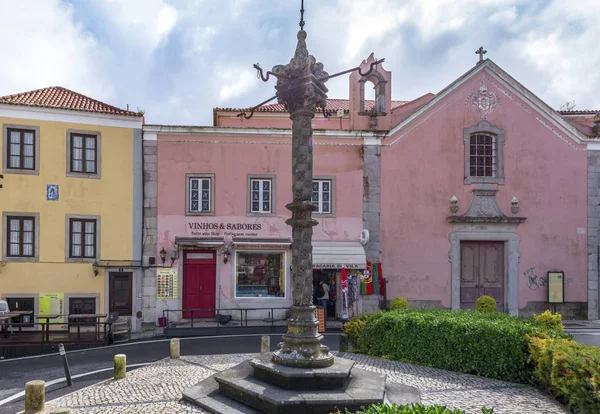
[170,250,177,266]
[93,260,99,276]
[450,195,459,216]
[222,247,231,264]
[160,247,167,265]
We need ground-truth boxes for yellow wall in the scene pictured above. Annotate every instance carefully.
[0,116,136,315]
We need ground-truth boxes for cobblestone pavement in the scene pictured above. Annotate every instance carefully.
[43,352,568,414]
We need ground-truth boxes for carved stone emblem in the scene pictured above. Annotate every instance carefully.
[470,84,498,119]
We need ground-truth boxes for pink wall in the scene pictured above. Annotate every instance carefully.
[380,70,588,309]
[215,112,352,130]
[157,134,365,250]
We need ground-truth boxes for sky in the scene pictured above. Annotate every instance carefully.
[0,0,598,126]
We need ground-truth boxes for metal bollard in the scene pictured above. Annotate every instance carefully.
[170,338,180,359]
[261,335,270,353]
[58,344,73,386]
[339,333,349,352]
[114,354,126,379]
[24,380,45,413]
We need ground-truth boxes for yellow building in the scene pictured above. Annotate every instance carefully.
[0,87,144,332]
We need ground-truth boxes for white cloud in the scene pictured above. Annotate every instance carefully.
[216,68,258,104]
[187,26,218,55]
[0,0,113,101]
[93,0,177,55]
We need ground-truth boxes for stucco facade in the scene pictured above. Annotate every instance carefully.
[0,91,144,331]
[143,56,599,323]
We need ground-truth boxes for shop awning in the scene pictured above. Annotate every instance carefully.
[312,241,367,269]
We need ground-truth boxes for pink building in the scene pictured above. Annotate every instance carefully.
[141,54,600,326]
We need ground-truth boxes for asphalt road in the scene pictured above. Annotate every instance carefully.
[0,333,341,414]
[566,330,600,346]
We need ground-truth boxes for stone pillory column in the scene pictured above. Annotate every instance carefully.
[270,28,334,369]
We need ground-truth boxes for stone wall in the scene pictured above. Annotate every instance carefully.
[362,143,382,314]
[520,301,587,320]
[142,140,158,324]
[588,151,600,320]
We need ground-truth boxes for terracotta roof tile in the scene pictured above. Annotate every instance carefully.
[0,86,142,117]
[216,98,408,114]
[558,110,599,115]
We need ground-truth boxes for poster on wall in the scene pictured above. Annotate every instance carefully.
[157,268,178,299]
[39,293,65,323]
[547,271,565,303]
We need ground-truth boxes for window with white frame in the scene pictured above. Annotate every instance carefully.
[250,178,272,213]
[312,180,331,214]
[189,177,212,213]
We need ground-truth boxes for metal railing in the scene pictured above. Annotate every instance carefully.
[0,320,113,345]
[161,307,290,333]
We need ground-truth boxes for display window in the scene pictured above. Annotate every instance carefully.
[235,251,286,298]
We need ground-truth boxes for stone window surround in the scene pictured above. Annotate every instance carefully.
[65,293,101,316]
[246,174,276,217]
[463,120,505,185]
[2,123,41,175]
[449,223,520,316]
[65,214,101,262]
[66,129,102,179]
[2,212,40,262]
[312,175,336,217]
[1,293,39,327]
[185,173,215,216]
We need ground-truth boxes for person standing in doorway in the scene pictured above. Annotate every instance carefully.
[316,279,329,311]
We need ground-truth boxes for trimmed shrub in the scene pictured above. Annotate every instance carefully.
[475,295,496,313]
[532,310,564,333]
[343,311,385,352]
[390,298,409,311]
[334,404,495,413]
[361,309,564,384]
[527,334,600,413]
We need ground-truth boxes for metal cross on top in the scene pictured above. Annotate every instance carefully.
[238,0,384,369]
[476,46,487,62]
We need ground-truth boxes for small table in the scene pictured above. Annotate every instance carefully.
[35,315,60,342]
[68,314,107,340]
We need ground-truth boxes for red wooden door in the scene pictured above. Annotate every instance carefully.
[183,251,216,318]
[460,241,504,312]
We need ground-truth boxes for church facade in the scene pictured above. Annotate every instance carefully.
[141,54,600,324]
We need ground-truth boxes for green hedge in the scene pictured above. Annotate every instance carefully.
[528,334,600,413]
[336,403,494,413]
[361,309,564,384]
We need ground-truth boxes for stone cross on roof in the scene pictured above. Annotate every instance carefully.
[476,46,487,63]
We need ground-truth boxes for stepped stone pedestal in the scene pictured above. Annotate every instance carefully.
[182,353,420,414]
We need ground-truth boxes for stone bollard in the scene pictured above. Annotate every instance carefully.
[261,335,270,353]
[339,333,349,352]
[24,380,45,413]
[114,354,126,380]
[49,408,72,414]
[170,338,180,359]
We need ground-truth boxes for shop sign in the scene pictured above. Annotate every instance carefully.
[313,263,363,269]
[157,268,178,299]
[39,293,65,323]
[187,222,263,238]
[235,244,289,249]
[547,270,565,303]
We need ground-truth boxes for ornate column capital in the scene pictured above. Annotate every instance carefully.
[272,30,329,114]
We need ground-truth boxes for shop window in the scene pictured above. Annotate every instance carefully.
[69,297,96,326]
[5,297,34,327]
[235,251,285,298]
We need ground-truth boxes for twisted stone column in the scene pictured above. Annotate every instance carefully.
[270,29,334,368]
